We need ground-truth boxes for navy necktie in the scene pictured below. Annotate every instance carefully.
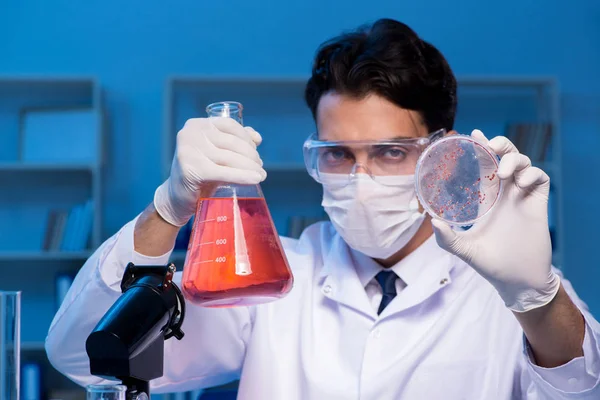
[375,270,398,315]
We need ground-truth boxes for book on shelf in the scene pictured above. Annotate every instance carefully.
[504,122,553,164]
[42,199,94,252]
[55,273,75,310]
[43,210,67,251]
[21,362,42,400]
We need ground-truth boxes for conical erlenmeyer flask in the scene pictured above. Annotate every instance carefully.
[182,101,294,307]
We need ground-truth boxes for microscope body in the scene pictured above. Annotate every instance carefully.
[86,263,185,399]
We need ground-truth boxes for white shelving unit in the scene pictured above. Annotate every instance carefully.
[455,76,563,268]
[0,76,106,395]
[0,76,105,253]
[163,75,564,268]
[0,251,92,262]
[0,162,95,171]
[163,74,563,269]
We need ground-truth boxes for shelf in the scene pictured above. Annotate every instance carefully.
[0,251,92,262]
[0,76,97,99]
[457,75,556,87]
[0,75,97,84]
[21,341,45,351]
[0,162,95,173]
[169,74,557,88]
[169,74,307,85]
[0,76,104,395]
[165,74,563,276]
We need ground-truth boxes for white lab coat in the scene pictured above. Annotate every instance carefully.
[46,217,600,399]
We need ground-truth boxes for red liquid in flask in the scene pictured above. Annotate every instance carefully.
[182,196,294,307]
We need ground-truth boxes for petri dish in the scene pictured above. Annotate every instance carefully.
[415,134,503,226]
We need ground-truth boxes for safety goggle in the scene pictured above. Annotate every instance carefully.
[303,129,446,187]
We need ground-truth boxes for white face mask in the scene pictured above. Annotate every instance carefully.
[321,174,425,259]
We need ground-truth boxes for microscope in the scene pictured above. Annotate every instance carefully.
[86,263,186,400]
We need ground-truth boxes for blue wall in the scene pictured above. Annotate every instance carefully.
[1,1,599,309]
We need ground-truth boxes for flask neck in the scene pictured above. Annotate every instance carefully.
[206,101,243,124]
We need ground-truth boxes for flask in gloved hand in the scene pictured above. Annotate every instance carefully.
[180,102,293,307]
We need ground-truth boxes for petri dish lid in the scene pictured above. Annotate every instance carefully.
[415,134,503,226]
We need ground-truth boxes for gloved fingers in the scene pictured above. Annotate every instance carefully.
[177,144,266,184]
[515,166,549,190]
[488,135,519,157]
[209,117,257,148]
[431,218,460,251]
[210,133,263,165]
[175,146,209,174]
[210,164,267,185]
[471,129,490,144]
[244,126,263,146]
[497,152,532,180]
[181,117,254,146]
[209,148,266,176]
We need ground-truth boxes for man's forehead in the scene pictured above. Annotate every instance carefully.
[316,92,427,141]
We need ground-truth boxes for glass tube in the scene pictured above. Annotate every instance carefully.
[86,384,127,400]
[0,291,20,400]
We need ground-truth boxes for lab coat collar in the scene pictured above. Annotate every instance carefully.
[351,234,450,288]
[376,237,455,320]
[319,232,455,320]
[319,234,378,319]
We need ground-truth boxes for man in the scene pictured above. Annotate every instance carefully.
[46,19,600,398]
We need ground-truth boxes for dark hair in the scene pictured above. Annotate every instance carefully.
[305,18,457,132]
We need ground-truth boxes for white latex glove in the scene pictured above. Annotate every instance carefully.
[431,129,560,313]
[154,117,266,227]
